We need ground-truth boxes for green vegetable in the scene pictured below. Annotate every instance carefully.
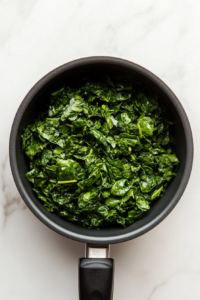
[22,76,179,229]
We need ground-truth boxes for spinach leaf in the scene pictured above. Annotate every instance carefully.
[137,116,154,137]
[22,76,179,229]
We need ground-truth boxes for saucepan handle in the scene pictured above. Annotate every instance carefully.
[79,244,114,300]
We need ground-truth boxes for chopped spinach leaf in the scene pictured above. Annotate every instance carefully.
[22,76,179,229]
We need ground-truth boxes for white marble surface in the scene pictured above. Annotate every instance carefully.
[0,0,199,299]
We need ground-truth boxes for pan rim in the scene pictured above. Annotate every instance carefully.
[9,56,193,244]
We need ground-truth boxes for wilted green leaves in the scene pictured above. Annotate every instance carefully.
[22,76,179,229]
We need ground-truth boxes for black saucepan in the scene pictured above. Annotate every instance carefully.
[9,57,193,300]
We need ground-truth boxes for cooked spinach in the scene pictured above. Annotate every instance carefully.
[22,76,179,229]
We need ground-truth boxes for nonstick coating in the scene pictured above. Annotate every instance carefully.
[9,57,193,244]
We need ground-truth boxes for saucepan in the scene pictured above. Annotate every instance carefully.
[9,57,193,300]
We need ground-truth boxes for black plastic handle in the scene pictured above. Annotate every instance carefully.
[79,258,114,300]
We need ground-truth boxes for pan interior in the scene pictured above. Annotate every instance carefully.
[13,59,188,240]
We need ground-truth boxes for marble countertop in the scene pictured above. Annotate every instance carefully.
[0,0,199,299]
